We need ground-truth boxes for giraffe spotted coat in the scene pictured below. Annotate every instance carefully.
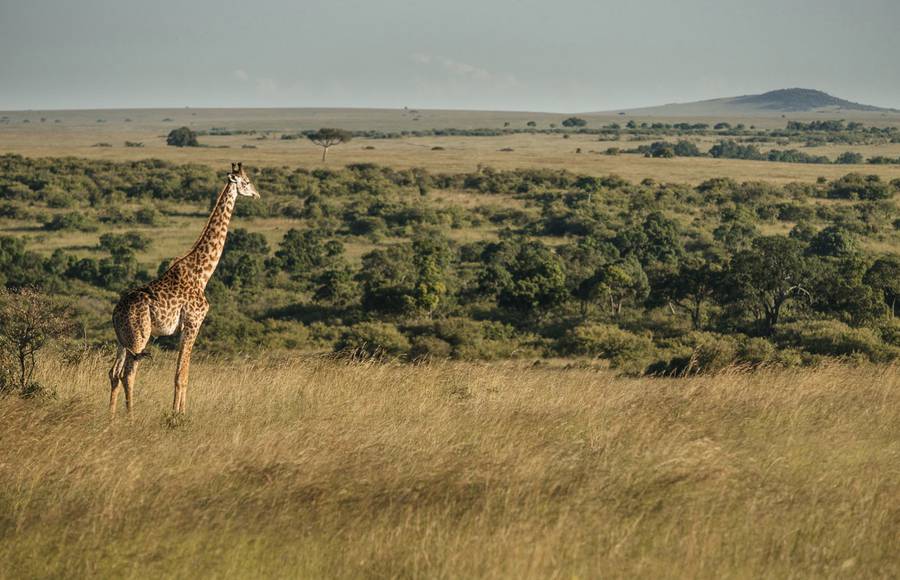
[108,163,259,415]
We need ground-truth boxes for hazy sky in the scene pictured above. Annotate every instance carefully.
[1,0,898,112]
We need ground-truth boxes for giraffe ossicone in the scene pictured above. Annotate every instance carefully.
[108,163,259,415]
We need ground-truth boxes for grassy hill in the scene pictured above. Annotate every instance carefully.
[730,88,893,112]
[605,88,900,117]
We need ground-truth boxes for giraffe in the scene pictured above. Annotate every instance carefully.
[108,163,259,415]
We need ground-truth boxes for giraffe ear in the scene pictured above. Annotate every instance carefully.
[238,162,243,173]
[231,162,237,173]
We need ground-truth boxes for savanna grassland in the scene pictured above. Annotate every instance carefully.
[3,107,900,183]
[1,107,900,579]
[1,354,898,579]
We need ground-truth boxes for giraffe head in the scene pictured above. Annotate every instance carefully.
[228,162,260,198]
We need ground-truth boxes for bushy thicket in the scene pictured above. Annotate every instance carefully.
[1,155,898,373]
[621,138,899,165]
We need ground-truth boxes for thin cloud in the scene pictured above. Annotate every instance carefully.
[410,53,516,84]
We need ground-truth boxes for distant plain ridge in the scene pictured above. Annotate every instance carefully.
[601,88,899,117]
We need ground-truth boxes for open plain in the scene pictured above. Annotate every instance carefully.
[1,354,898,579]
[3,108,900,183]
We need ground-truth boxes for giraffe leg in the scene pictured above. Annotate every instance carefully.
[108,346,126,416]
[173,319,202,414]
[109,376,121,415]
[123,353,141,416]
[111,292,151,416]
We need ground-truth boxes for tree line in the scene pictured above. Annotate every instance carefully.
[184,119,900,148]
[0,155,898,373]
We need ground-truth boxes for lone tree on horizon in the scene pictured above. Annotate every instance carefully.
[166,126,198,147]
[562,116,587,128]
[307,128,352,161]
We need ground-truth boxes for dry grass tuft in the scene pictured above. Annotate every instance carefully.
[1,354,898,578]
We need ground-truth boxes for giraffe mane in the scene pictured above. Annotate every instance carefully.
[163,180,234,273]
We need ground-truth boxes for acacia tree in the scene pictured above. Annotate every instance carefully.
[725,236,810,334]
[561,117,587,128]
[577,258,649,318]
[478,238,568,319]
[269,228,328,286]
[409,235,454,318]
[307,128,352,161]
[0,288,73,396]
[313,262,357,307]
[166,127,198,147]
[865,255,900,318]
[658,258,722,330]
[217,229,270,291]
[356,234,451,318]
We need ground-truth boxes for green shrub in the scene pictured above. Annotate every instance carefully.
[827,173,893,201]
[428,318,522,360]
[308,321,345,347]
[233,199,270,218]
[560,324,655,372]
[0,203,29,220]
[876,319,900,347]
[681,332,739,373]
[198,309,267,353]
[43,212,96,232]
[674,140,703,157]
[166,127,199,147]
[348,216,387,238]
[135,206,161,225]
[648,333,779,375]
[43,188,73,208]
[835,151,864,165]
[336,322,410,358]
[260,319,312,350]
[737,337,777,366]
[409,336,453,361]
[776,320,897,362]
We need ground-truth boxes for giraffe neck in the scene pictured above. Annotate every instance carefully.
[183,183,238,288]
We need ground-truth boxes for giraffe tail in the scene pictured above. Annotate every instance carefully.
[111,346,127,380]
[110,346,151,380]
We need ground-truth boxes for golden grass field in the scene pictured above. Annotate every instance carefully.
[3,108,900,184]
[2,107,900,579]
[1,353,898,579]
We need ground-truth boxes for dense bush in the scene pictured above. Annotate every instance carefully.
[560,324,655,372]
[826,173,894,200]
[166,127,199,147]
[0,288,73,397]
[561,117,587,127]
[673,140,703,157]
[427,318,522,360]
[709,141,765,160]
[835,151,864,165]
[336,322,411,358]
[43,212,97,232]
[775,320,897,362]
[409,335,453,360]
[1,155,899,369]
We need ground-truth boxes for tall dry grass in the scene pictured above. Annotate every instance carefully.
[1,353,898,579]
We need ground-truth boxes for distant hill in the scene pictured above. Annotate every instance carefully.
[602,89,898,117]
